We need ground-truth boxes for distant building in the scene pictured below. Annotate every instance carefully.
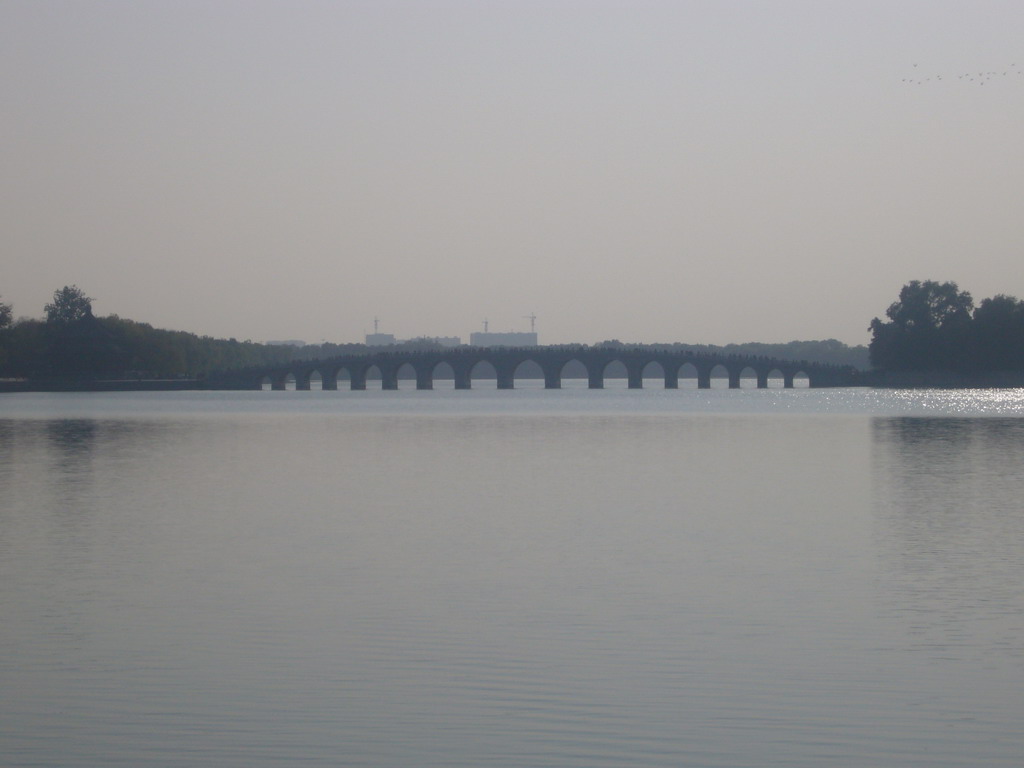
[413,336,461,348]
[365,333,397,346]
[469,332,538,347]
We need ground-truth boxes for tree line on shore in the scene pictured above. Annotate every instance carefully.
[1,285,873,381]
[0,286,370,380]
[869,280,1024,372]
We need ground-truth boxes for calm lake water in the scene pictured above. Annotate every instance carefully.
[2,386,1024,767]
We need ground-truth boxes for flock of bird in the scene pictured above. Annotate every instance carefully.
[902,62,1022,85]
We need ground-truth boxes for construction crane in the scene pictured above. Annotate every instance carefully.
[523,313,537,333]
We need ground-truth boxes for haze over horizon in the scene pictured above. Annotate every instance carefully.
[4,1,1024,347]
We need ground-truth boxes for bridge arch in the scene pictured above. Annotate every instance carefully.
[396,362,417,390]
[594,358,628,389]
[326,365,351,390]
[428,361,452,389]
[469,359,498,389]
[557,358,588,388]
[512,358,544,388]
[677,361,699,389]
[709,363,730,388]
[641,360,665,389]
[361,364,383,390]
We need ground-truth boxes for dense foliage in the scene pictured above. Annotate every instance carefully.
[0,314,382,380]
[869,281,1024,371]
[44,285,94,324]
[0,287,368,379]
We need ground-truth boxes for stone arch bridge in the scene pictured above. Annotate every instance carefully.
[207,346,857,391]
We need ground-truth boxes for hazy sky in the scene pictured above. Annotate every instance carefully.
[4,1,1024,346]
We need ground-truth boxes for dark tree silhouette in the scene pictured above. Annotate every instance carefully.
[969,294,1024,371]
[869,281,974,371]
[0,296,11,329]
[870,281,1024,372]
[45,285,93,324]
[879,280,973,330]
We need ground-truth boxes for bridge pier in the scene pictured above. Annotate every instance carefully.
[588,371,604,389]
[627,366,643,389]
[496,372,515,390]
[757,371,769,389]
[664,369,679,389]
[728,370,741,389]
[783,372,794,389]
[544,369,561,389]
[697,371,711,389]
[416,370,433,390]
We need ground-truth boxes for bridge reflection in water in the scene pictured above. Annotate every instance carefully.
[209,346,857,391]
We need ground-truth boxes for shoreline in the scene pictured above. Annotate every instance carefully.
[0,379,203,393]
[856,371,1024,388]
